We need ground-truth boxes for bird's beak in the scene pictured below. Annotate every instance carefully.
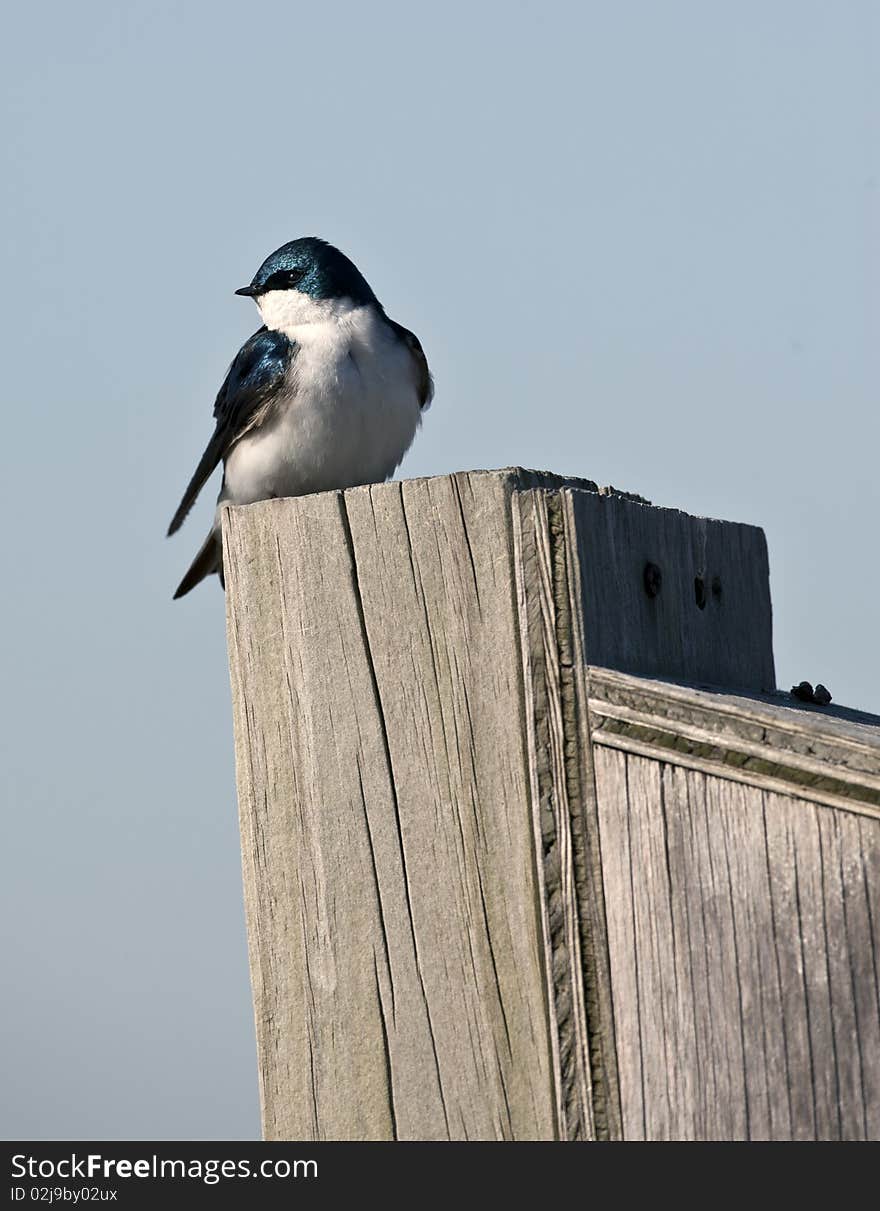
[235,285,260,297]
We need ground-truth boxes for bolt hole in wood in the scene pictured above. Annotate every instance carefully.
[694,575,707,609]
[643,561,662,598]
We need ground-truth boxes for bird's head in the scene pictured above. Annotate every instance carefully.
[235,237,377,331]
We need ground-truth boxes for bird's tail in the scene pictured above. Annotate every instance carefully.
[173,529,223,600]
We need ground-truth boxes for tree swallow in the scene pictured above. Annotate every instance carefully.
[167,236,433,599]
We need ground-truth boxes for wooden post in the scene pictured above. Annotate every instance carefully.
[223,469,880,1141]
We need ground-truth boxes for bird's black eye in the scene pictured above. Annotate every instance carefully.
[263,267,306,291]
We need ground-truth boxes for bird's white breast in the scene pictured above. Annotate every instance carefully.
[220,298,422,511]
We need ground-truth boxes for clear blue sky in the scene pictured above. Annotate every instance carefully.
[1,1,877,1138]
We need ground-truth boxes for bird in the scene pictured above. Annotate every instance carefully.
[167,236,433,599]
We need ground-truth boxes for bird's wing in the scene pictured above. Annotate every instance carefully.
[167,327,294,537]
[385,318,434,409]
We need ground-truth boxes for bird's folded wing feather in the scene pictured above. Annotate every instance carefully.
[386,318,434,409]
[167,327,294,536]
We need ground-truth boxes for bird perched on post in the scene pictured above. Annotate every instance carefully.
[167,236,433,599]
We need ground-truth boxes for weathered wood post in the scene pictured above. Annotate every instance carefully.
[223,469,880,1141]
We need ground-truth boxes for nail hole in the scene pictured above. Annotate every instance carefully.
[643,561,662,598]
[694,576,707,610]
[711,575,722,602]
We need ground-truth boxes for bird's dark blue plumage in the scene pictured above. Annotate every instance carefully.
[213,326,292,431]
[167,327,293,537]
[245,236,377,306]
[385,318,434,410]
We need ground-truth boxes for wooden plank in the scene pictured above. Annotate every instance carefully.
[590,745,645,1138]
[512,488,621,1140]
[565,489,775,691]
[589,666,880,779]
[588,666,880,819]
[225,474,562,1140]
[593,747,880,1139]
[337,474,558,1140]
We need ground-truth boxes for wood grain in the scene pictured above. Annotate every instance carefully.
[512,487,621,1140]
[223,468,879,1141]
[589,666,880,818]
[594,749,880,1139]
[225,473,561,1140]
[565,489,775,691]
